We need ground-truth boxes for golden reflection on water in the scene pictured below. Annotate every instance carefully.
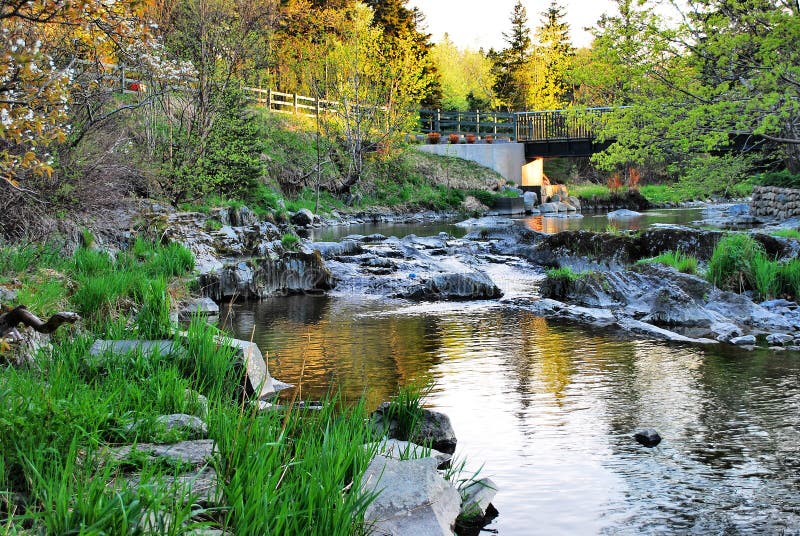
[227,296,800,534]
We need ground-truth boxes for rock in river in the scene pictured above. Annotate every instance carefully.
[633,429,662,447]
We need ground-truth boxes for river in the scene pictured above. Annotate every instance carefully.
[226,207,800,535]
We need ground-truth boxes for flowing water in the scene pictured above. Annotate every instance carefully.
[227,207,800,535]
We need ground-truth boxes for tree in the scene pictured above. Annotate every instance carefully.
[431,35,495,110]
[530,1,575,109]
[491,0,533,110]
[315,2,430,193]
[0,0,152,192]
[580,0,800,174]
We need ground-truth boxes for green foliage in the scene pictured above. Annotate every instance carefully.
[779,260,800,300]
[771,229,800,240]
[432,35,495,111]
[751,254,781,301]
[281,233,300,251]
[753,170,800,189]
[161,87,265,204]
[707,234,765,293]
[637,251,699,274]
[545,266,588,281]
[384,382,431,440]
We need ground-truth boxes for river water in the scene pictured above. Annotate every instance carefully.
[227,208,800,535]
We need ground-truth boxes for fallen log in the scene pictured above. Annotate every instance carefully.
[0,305,80,340]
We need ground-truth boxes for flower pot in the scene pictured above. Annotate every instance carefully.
[427,132,441,145]
[448,134,460,144]
[466,134,476,144]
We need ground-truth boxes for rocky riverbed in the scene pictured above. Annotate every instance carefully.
[156,204,800,351]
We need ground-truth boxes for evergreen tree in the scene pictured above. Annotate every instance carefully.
[491,1,533,110]
[364,0,442,107]
[530,1,575,108]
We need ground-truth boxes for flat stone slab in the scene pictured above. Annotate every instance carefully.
[155,414,208,438]
[365,438,452,468]
[362,456,461,536]
[124,467,219,507]
[178,297,220,321]
[89,340,178,357]
[224,337,293,399]
[110,439,216,467]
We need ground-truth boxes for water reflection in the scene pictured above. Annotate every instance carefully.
[227,296,800,534]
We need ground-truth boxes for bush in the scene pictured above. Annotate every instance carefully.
[281,233,300,251]
[753,169,800,189]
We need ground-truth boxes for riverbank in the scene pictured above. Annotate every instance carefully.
[0,237,498,535]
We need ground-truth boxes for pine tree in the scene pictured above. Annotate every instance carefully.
[531,0,575,108]
[491,0,533,110]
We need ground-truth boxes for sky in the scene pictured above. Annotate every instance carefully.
[407,0,620,50]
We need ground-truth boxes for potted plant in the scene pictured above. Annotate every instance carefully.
[485,135,494,144]
[466,133,476,144]
[427,132,441,144]
[448,133,460,144]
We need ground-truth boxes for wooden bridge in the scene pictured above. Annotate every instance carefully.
[240,88,616,158]
[418,107,615,158]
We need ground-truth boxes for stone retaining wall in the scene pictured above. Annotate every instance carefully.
[751,185,800,220]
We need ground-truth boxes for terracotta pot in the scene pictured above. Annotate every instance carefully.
[448,133,460,144]
[466,134,476,144]
[427,132,441,145]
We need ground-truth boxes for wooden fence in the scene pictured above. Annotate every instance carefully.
[418,109,516,139]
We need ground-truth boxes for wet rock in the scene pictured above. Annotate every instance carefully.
[461,195,489,213]
[308,240,362,259]
[155,414,208,439]
[456,216,515,229]
[0,286,17,304]
[458,477,498,523]
[705,291,796,332]
[365,438,453,469]
[370,403,458,454]
[290,208,315,227]
[633,428,662,447]
[539,202,560,213]
[607,209,642,220]
[711,322,744,343]
[361,456,461,536]
[226,338,293,400]
[178,297,220,322]
[616,317,718,345]
[730,334,757,346]
[406,272,501,301]
[523,191,538,211]
[524,299,616,327]
[566,196,582,211]
[766,333,794,346]
[199,252,334,301]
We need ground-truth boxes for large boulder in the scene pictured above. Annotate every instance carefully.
[607,209,642,220]
[370,402,458,454]
[290,208,315,227]
[405,272,502,301]
[199,252,334,301]
[361,456,461,536]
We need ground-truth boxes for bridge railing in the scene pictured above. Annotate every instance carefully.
[515,107,614,142]
[418,109,517,139]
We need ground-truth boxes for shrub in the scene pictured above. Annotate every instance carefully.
[753,169,800,189]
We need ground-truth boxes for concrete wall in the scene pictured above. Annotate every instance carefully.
[415,143,526,185]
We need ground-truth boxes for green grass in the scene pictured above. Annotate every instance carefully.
[771,229,800,240]
[545,266,589,281]
[567,183,613,200]
[706,233,798,300]
[637,251,699,275]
